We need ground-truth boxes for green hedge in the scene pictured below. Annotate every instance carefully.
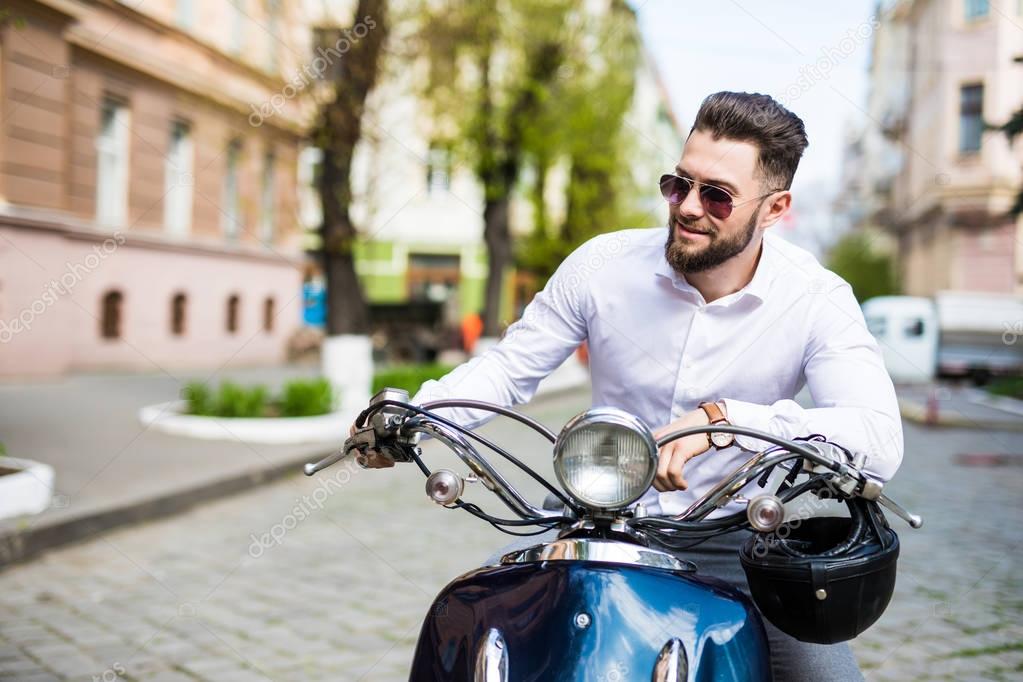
[182,367,455,418]
[987,377,1023,400]
[372,364,454,395]
[183,378,335,418]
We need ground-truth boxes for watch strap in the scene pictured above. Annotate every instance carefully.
[698,401,727,424]
[699,401,734,449]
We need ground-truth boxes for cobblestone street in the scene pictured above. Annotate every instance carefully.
[1,387,1021,681]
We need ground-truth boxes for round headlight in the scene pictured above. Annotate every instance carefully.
[553,407,658,510]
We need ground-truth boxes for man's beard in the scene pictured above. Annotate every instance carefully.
[663,204,761,274]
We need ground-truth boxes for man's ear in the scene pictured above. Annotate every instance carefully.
[758,191,792,230]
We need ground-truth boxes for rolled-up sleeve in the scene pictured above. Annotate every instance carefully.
[409,238,593,430]
[723,281,904,482]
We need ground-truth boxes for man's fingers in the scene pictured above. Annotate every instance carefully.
[655,445,676,490]
[654,441,695,492]
[667,450,688,490]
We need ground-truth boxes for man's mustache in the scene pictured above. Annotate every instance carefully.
[672,215,715,236]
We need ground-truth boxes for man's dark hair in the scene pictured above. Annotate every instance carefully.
[690,91,808,191]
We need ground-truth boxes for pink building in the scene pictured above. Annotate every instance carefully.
[892,0,1023,295]
[0,0,309,378]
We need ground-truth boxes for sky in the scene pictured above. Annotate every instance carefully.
[635,0,879,251]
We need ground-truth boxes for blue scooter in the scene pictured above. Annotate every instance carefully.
[305,389,921,681]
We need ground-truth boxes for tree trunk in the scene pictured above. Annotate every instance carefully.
[476,41,562,337]
[482,195,512,335]
[316,0,389,336]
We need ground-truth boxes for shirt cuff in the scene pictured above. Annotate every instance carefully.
[721,398,776,452]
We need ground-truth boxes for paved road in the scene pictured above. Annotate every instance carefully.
[1,387,1021,681]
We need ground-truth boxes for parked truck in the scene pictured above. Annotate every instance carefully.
[861,291,1023,384]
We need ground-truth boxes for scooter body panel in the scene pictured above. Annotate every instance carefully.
[409,560,770,681]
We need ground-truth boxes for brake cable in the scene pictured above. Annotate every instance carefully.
[359,399,579,513]
[405,441,573,536]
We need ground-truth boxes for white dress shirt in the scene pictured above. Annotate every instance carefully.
[412,226,904,516]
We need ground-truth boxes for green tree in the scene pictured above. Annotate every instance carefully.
[827,231,899,303]
[517,0,643,283]
[419,0,586,335]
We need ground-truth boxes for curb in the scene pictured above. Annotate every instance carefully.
[0,449,330,571]
[0,382,591,571]
[898,399,1023,432]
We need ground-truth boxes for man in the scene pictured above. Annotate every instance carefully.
[360,92,904,680]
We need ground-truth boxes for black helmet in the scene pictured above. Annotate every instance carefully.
[738,495,899,644]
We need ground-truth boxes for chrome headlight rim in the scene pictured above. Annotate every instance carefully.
[553,407,658,511]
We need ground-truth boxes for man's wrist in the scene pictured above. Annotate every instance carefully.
[700,400,735,449]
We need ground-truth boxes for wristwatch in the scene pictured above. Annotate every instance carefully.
[698,401,735,449]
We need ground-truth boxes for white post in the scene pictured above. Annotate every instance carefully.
[322,334,374,414]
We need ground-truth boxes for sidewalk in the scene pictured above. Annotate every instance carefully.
[0,359,591,568]
[896,383,1023,432]
[0,366,339,567]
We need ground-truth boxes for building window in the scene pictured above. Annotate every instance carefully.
[170,293,187,336]
[164,121,193,236]
[426,144,452,193]
[229,0,244,54]
[260,151,276,243]
[297,146,323,230]
[96,98,130,227]
[177,0,194,29]
[964,0,989,21]
[959,83,984,154]
[222,139,243,240]
[263,297,275,333]
[266,0,280,71]
[101,290,123,339]
[408,253,460,302]
[226,294,240,333]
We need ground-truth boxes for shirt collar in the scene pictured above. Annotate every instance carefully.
[655,233,778,305]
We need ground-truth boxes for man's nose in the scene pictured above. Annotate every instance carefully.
[678,183,704,220]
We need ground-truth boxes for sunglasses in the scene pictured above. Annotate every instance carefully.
[659,173,783,221]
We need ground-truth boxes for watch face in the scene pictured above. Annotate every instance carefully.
[711,431,734,448]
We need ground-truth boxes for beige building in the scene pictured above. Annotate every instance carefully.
[881,0,1023,295]
[0,0,308,378]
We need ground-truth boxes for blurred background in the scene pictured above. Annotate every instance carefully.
[0,1,1021,681]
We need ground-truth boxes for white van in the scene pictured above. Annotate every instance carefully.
[861,296,938,384]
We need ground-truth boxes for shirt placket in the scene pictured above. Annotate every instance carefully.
[670,305,705,421]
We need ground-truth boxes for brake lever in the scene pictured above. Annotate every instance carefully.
[304,442,356,476]
[304,411,420,476]
[804,449,925,530]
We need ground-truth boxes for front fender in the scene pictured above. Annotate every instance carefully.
[409,561,769,681]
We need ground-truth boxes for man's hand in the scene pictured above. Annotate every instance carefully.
[651,408,712,492]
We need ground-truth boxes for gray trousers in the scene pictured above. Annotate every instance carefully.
[485,529,864,682]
